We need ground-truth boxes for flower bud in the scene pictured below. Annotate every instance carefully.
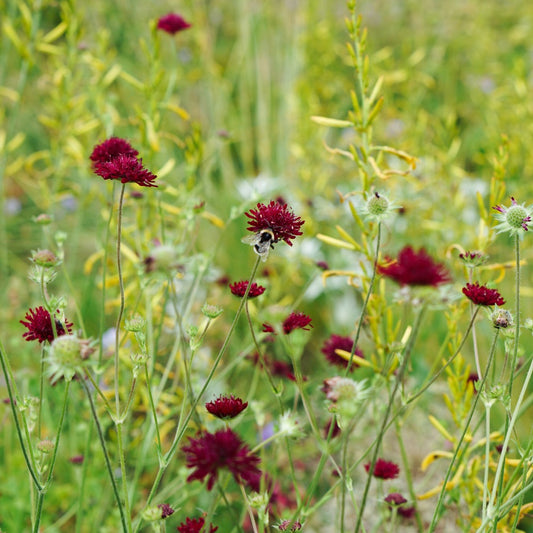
[202,303,223,319]
[31,249,60,268]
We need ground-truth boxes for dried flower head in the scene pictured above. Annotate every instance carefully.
[245,201,304,247]
[206,395,248,419]
[493,196,533,236]
[90,137,139,164]
[462,282,505,306]
[157,503,175,519]
[278,519,303,531]
[491,308,513,329]
[93,155,157,187]
[229,280,266,298]
[183,428,261,491]
[177,516,217,533]
[21,307,73,344]
[157,13,191,35]
[282,312,312,334]
[378,246,451,287]
[321,334,363,370]
[364,458,400,480]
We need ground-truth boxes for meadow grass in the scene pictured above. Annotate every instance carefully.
[2,0,533,531]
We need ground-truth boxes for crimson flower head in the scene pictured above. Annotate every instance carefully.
[462,282,505,306]
[177,516,218,533]
[262,323,276,334]
[93,155,157,188]
[321,334,363,370]
[157,13,191,35]
[206,395,248,419]
[157,503,174,519]
[384,493,415,518]
[182,428,261,491]
[21,307,73,344]
[90,137,138,164]
[378,246,450,287]
[229,280,265,298]
[364,458,400,480]
[282,312,312,334]
[245,201,304,246]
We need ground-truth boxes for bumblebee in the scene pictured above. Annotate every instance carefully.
[241,228,276,261]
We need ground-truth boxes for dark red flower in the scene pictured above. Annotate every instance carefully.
[467,372,479,393]
[270,360,297,382]
[378,246,450,287]
[262,323,276,334]
[157,13,191,35]
[462,282,505,306]
[157,503,175,519]
[206,395,248,419]
[21,307,73,344]
[90,137,138,164]
[183,428,261,491]
[93,155,157,187]
[69,455,84,465]
[324,418,342,439]
[384,493,415,518]
[177,516,217,533]
[245,201,304,246]
[229,280,265,298]
[316,261,329,270]
[282,312,312,334]
[321,334,363,370]
[279,519,302,531]
[364,458,400,480]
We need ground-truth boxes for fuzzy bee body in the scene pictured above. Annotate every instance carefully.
[241,229,276,261]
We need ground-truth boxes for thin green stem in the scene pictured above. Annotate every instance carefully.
[33,381,71,532]
[355,303,426,533]
[395,419,424,532]
[482,402,491,521]
[134,255,262,532]
[429,328,499,532]
[507,233,520,393]
[0,340,42,489]
[80,376,128,533]
[114,183,127,416]
[144,362,162,455]
[345,222,381,376]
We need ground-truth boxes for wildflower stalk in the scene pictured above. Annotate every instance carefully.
[144,362,162,456]
[406,307,480,406]
[134,255,262,531]
[355,303,426,533]
[508,233,521,393]
[394,419,424,532]
[80,376,128,533]
[345,222,381,375]
[0,340,42,490]
[33,380,71,533]
[114,182,127,415]
[485,354,533,526]
[428,327,499,532]
[110,183,133,530]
